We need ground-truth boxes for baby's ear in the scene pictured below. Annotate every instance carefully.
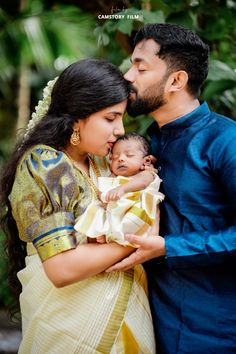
[143,155,157,166]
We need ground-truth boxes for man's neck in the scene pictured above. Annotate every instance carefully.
[151,96,200,127]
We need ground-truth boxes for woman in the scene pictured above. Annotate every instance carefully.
[0,59,155,353]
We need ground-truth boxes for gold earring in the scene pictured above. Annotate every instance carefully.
[70,130,80,146]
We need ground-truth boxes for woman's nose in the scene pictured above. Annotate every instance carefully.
[114,122,125,137]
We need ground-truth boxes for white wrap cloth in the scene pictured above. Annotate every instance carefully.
[75,175,165,246]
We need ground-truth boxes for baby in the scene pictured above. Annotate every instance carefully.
[75,133,164,246]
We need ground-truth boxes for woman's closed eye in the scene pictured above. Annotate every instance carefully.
[105,117,115,122]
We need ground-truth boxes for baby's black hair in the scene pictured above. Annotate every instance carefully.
[114,132,151,156]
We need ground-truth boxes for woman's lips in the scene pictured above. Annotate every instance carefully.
[108,142,114,148]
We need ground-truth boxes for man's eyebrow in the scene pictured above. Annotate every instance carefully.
[130,57,146,64]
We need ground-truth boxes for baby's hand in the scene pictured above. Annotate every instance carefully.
[106,186,125,201]
[140,165,158,175]
[96,236,106,243]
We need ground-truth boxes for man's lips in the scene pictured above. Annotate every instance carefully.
[128,84,138,98]
[128,83,138,94]
[129,92,136,99]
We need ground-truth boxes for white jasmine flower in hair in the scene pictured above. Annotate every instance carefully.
[23,77,58,141]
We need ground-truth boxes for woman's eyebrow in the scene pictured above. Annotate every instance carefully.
[105,111,123,116]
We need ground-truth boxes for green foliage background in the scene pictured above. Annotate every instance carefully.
[0,0,235,307]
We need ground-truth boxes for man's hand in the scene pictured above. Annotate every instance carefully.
[106,234,165,272]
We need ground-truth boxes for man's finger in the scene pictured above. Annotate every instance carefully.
[125,233,147,247]
[105,260,129,272]
[106,263,131,272]
[106,253,137,272]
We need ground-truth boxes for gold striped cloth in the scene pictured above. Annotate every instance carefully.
[18,253,156,353]
[75,175,165,246]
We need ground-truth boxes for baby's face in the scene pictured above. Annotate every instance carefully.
[110,139,145,177]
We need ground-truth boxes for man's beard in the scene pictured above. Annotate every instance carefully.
[127,80,167,117]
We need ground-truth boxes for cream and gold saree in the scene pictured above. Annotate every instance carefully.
[10,145,155,353]
[18,255,154,353]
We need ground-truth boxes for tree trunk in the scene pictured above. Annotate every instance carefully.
[15,0,30,137]
[142,0,151,11]
[16,65,30,136]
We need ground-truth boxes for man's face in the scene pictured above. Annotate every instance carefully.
[124,39,170,117]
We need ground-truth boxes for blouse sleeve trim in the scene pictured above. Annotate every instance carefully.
[33,225,74,244]
[26,211,76,261]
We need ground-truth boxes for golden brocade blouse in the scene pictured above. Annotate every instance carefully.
[9,144,110,261]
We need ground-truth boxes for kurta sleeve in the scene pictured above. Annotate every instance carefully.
[9,146,80,261]
[165,132,236,269]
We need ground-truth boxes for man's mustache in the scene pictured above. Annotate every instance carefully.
[127,83,138,95]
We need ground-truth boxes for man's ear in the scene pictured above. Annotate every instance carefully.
[168,70,188,92]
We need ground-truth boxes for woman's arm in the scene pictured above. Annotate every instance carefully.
[12,148,133,287]
[43,242,134,287]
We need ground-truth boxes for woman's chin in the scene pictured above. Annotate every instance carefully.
[95,150,108,157]
[90,146,110,157]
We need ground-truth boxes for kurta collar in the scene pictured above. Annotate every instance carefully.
[147,101,210,138]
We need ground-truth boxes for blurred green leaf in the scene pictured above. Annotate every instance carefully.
[117,18,134,35]
[219,88,236,112]
[138,9,165,24]
[119,57,132,74]
[22,17,54,69]
[207,60,236,82]
[0,229,13,307]
[167,11,196,28]
[203,80,236,100]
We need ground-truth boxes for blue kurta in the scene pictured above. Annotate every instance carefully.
[146,102,236,353]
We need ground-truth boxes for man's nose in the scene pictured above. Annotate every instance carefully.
[124,67,134,83]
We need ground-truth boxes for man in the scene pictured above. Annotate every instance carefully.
[107,24,236,353]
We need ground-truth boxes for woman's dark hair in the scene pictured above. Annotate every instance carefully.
[0,59,128,313]
[134,23,209,96]
[115,132,151,156]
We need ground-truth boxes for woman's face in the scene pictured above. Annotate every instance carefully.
[77,100,127,156]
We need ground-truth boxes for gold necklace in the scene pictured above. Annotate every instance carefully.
[61,150,100,199]
[87,155,100,178]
